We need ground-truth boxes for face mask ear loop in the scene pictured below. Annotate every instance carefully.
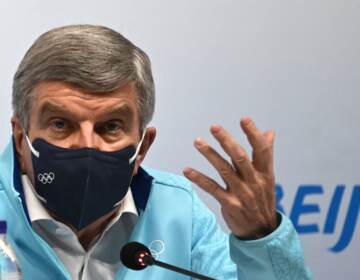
[25,135,40,158]
[24,136,46,202]
[129,130,147,164]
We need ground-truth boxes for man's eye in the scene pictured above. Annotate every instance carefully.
[50,119,68,130]
[104,121,122,134]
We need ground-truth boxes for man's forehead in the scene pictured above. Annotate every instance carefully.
[32,81,137,99]
[30,81,139,119]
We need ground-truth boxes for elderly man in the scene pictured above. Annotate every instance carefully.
[0,25,311,279]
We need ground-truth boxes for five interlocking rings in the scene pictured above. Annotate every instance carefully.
[38,172,55,184]
[149,240,165,258]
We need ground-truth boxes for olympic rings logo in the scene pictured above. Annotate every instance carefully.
[38,172,55,184]
[149,240,165,258]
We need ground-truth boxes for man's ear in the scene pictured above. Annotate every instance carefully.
[132,127,156,175]
[11,116,27,172]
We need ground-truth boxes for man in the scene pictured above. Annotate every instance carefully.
[0,25,311,279]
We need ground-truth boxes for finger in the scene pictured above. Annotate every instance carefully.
[194,137,241,189]
[210,124,257,183]
[263,130,275,144]
[183,167,227,203]
[262,130,275,170]
[240,118,274,173]
[240,117,268,152]
[251,129,275,173]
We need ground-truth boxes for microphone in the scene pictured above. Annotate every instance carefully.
[120,241,216,280]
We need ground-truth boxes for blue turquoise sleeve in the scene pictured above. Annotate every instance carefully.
[191,190,312,279]
[191,190,237,279]
[229,212,313,279]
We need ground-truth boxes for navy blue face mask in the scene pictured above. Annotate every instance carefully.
[25,135,144,231]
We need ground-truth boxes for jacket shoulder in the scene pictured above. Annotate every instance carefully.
[142,166,193,195]
[0,140,15,191]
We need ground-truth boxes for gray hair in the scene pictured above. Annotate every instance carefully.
[12,24,155,133]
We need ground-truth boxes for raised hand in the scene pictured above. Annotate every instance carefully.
[183,117,278,239]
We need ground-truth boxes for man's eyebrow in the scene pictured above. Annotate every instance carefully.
[38,101,134,119]
[101,103,134,118]
[39,101,73,119]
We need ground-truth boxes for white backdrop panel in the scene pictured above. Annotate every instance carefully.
[0,1,359,279]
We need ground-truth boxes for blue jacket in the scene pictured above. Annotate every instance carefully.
[0,140,312,279]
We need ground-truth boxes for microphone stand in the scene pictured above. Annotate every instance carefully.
[144,255,216,280]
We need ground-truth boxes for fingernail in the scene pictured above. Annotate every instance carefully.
[241,117,251,125]
[211,124,221,134]
[183,167,193,176]
[194,137,204,148]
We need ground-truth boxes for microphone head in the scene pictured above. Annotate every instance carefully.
[120,241,152,270]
